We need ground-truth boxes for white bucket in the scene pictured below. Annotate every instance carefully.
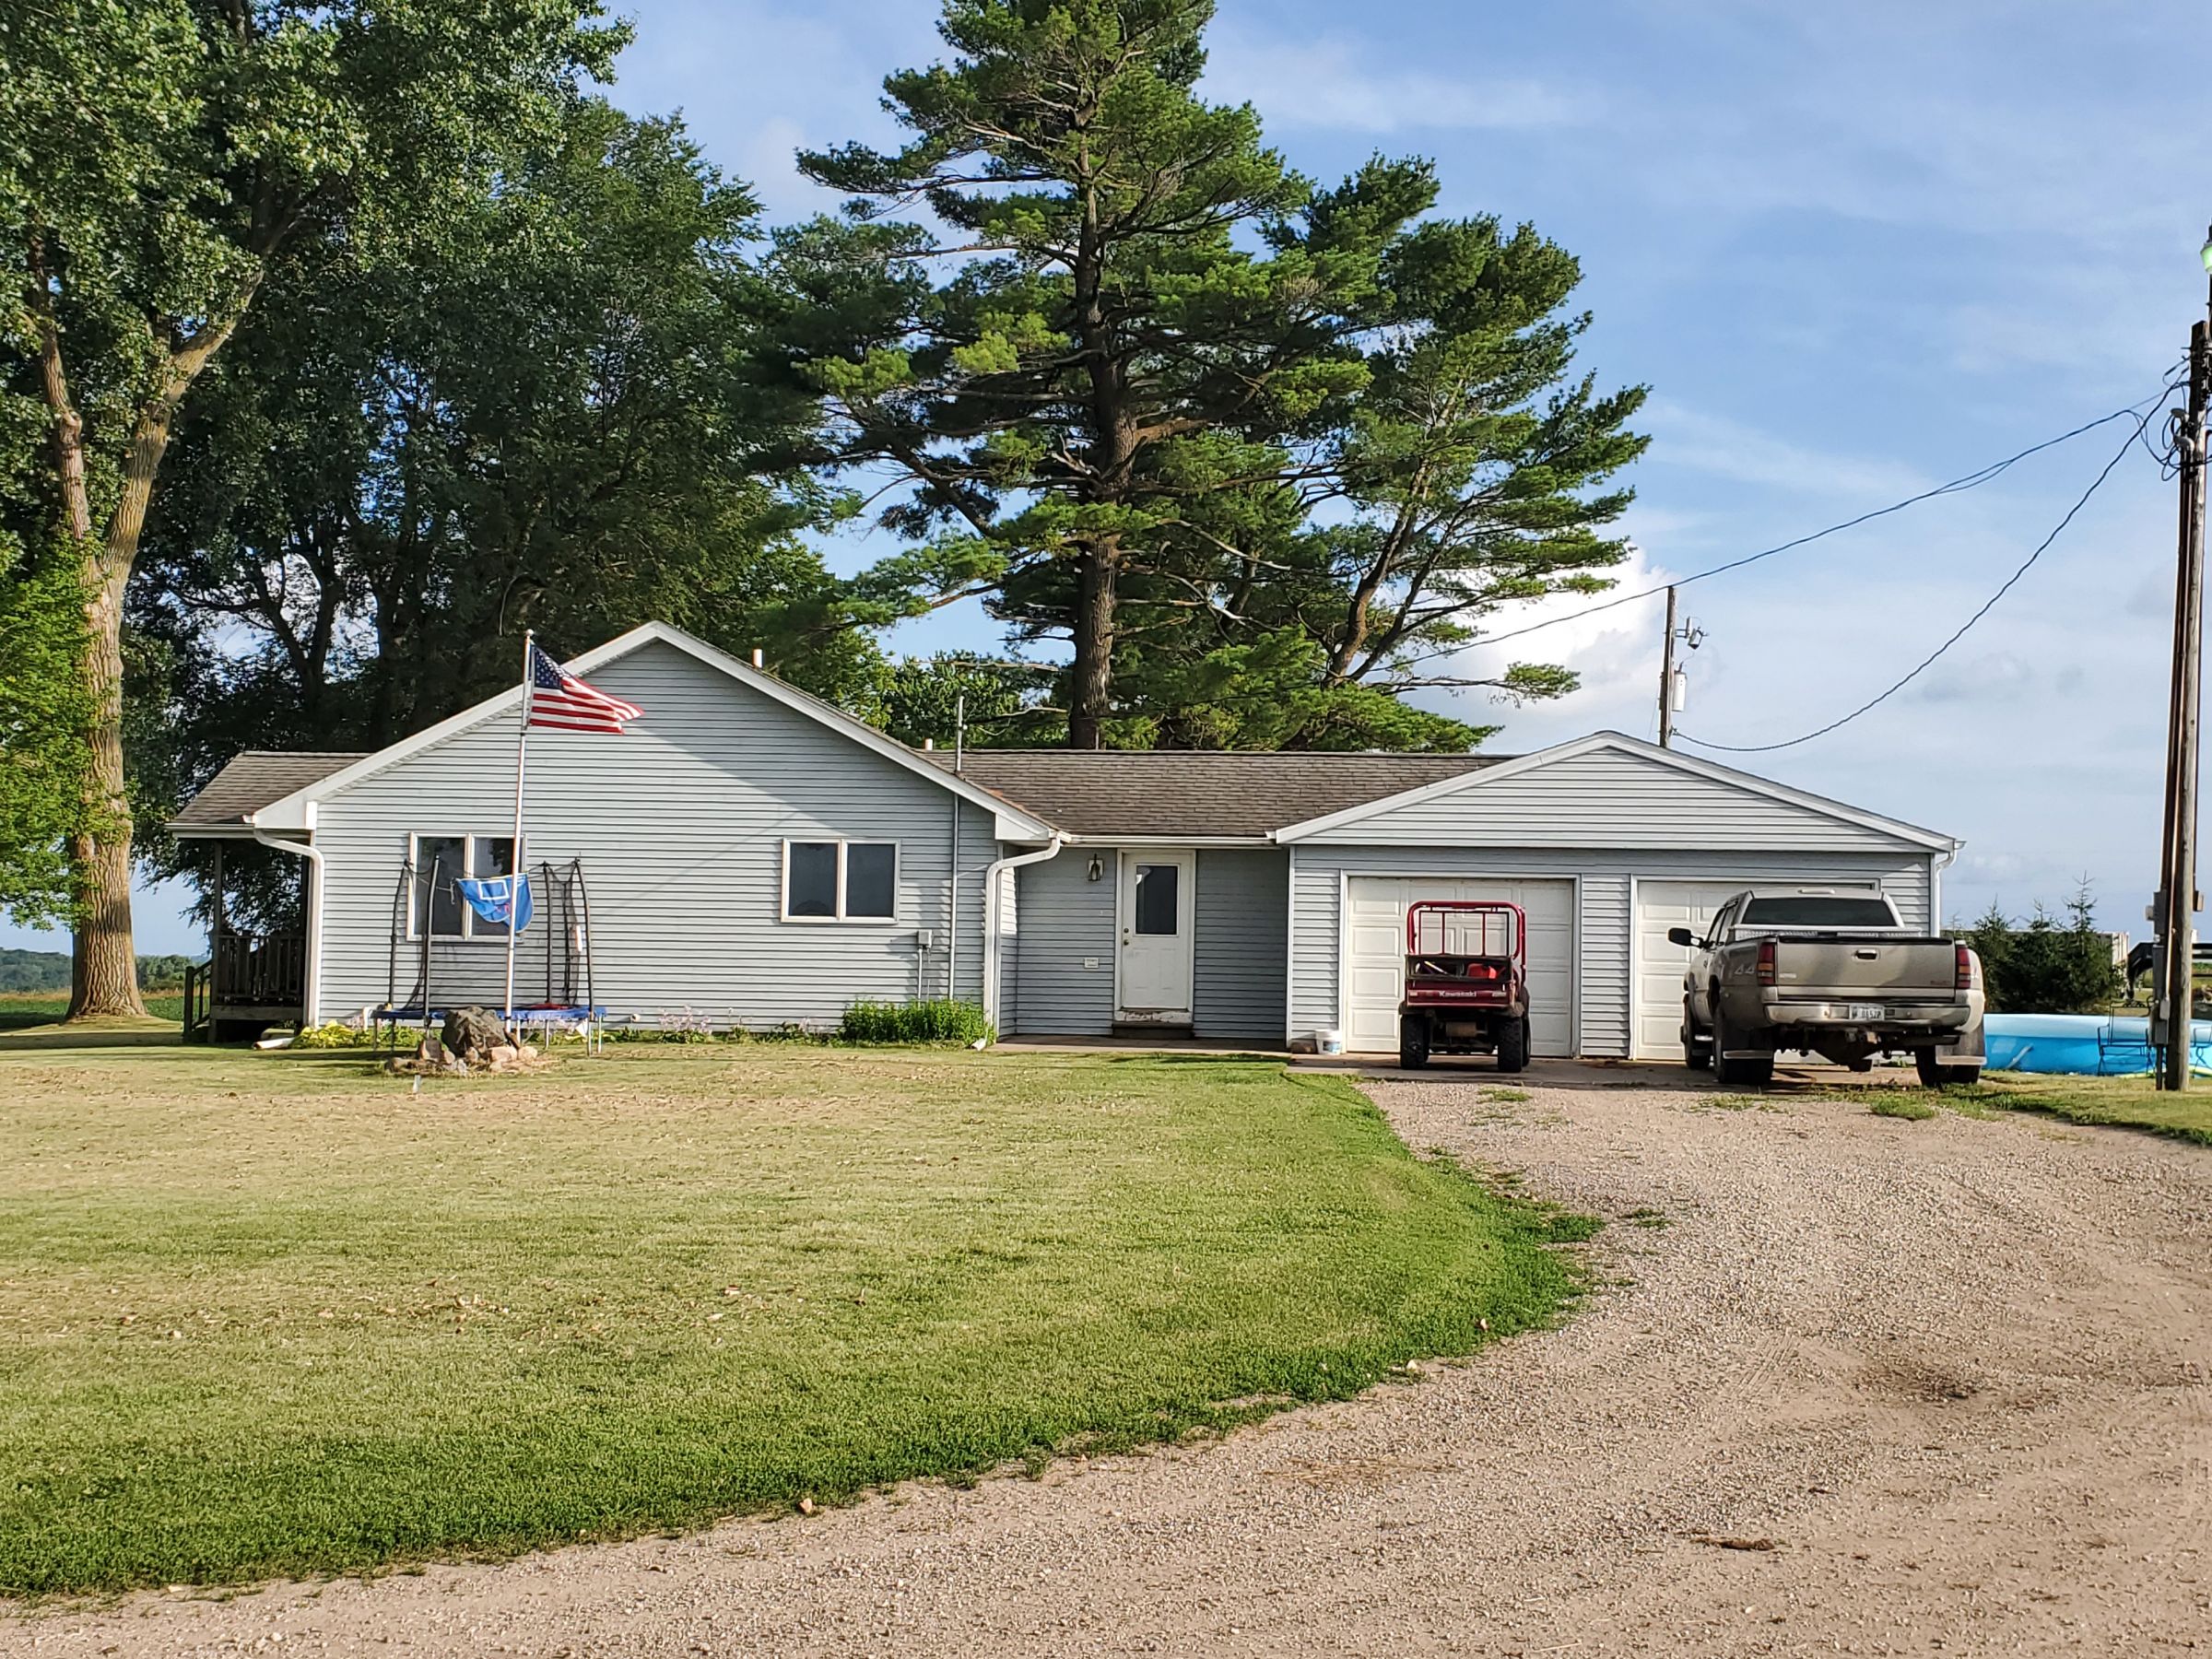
[1315,1028,1346,1056]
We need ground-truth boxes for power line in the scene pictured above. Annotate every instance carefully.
[1470,380,2182,654]
[1675,394,2168,755]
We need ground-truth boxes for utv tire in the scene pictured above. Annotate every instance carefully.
[1495,1016,1530,1075]
[1398,1016,1430,1071]
[1682,997,1712,1071]
[1914,1049,1981,1088]
[1712,1006,1773,1088]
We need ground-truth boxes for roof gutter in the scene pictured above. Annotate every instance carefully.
[980,834,1064,1035]
[249,812,324,1028]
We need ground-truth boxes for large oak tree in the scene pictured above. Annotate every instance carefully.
[1,0,622,1016]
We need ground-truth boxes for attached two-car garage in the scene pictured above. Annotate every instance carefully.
[1283,735,1956,1060]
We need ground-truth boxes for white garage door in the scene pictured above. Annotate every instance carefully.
[1345,877,1577,1057]
[1631,877,1885,1058]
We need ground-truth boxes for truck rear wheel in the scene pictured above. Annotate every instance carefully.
[1914,1049,1981,1088]
[1712,1006,1772,1088]
[1398,1015,1430,1071]
[1682,997,1712,1071]
[1495,1016,1529,1074]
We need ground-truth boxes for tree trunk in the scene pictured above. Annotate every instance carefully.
[68,553,145,1018]
[1067,546,1116,749]
[58,309,248,1018]
[25,241,145,1018]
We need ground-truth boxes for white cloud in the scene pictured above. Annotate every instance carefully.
[1641,401,1930,501]
[1202,30,1589,135]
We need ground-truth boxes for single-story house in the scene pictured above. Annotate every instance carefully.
[171,619,1961,1056]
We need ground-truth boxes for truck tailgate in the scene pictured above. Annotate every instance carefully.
[1772,937,1956,996]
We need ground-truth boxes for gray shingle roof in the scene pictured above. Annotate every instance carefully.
[935,749,1508,839]
[170,751,370,830]
[171,740,1507,841]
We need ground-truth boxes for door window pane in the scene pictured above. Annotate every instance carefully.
[845,844,897,919]
[1134,864,1179,935]
[471,837,516,935]
[787,842,838,917]
[415,836,465,936]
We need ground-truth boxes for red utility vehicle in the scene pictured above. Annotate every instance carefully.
[1397,900,1532,1072]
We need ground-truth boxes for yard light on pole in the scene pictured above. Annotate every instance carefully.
[2151,226,2212,1090]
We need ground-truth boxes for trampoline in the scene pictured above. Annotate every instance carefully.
[374,855,603,1053]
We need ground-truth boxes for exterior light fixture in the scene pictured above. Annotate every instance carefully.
[2201,233,2212,276]
[1087,854,1103,882]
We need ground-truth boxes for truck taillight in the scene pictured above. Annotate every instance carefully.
[1755,937,1777,986]
[1956,943,1973,991]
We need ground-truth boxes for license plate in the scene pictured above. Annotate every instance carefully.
[1845,1003,1886,1022]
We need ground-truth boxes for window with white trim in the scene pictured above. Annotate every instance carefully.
[782,841,898,922]
[408,834,516,938]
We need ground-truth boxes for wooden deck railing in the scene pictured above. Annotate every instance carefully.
[210,933,306,1011]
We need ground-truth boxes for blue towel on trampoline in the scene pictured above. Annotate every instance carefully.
[455,874,533,932]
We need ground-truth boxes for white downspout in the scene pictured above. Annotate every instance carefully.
[981,834,1065,1036]
[1932,844,1958,933]
[250,810,326,1028]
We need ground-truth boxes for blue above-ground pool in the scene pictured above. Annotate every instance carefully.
[1982,1012,2212,1076]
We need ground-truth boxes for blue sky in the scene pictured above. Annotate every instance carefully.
[12,0,2207,958]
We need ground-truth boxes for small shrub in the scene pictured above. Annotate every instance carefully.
[838,999,994,1047]
[291,1022,375,1050]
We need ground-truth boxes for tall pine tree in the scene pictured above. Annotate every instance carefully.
[768,0,1644,751]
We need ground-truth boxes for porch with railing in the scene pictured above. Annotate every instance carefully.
[182,931,306,1041]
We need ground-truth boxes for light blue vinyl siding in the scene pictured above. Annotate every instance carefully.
[1010,849,1115,1036]
[1006,846,1286,1041]
[1297,745,1935,853]
[309,640,997,1030]
[1193,848,1287,1042]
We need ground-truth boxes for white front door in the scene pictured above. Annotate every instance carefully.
[1117,851,1194,1023]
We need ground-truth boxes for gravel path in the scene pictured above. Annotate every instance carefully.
[11,1067,2212,1657]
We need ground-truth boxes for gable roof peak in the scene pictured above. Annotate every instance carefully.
[233,619,1052,838]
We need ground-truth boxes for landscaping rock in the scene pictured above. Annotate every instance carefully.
[441,1006,508,1064]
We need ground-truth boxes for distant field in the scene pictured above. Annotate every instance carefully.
[0,993,184,1032]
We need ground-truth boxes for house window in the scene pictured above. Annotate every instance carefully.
[782,841,899,923]
[409,834,517,938]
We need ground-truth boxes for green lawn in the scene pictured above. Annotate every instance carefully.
[1965,1072,2212,1146]
[0,1042,1591,1595]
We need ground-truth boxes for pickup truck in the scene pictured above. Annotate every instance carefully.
[1673,887,1984,1088]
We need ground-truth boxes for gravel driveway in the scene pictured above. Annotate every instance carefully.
[11,1066,2212,1656]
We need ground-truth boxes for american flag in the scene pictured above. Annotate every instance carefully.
[527,643,643,734]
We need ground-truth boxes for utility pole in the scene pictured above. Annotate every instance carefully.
[2151,229,2212,1090]
[1655,586,1701,747]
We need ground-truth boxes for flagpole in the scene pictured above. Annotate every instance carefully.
[503,629,534,1041]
